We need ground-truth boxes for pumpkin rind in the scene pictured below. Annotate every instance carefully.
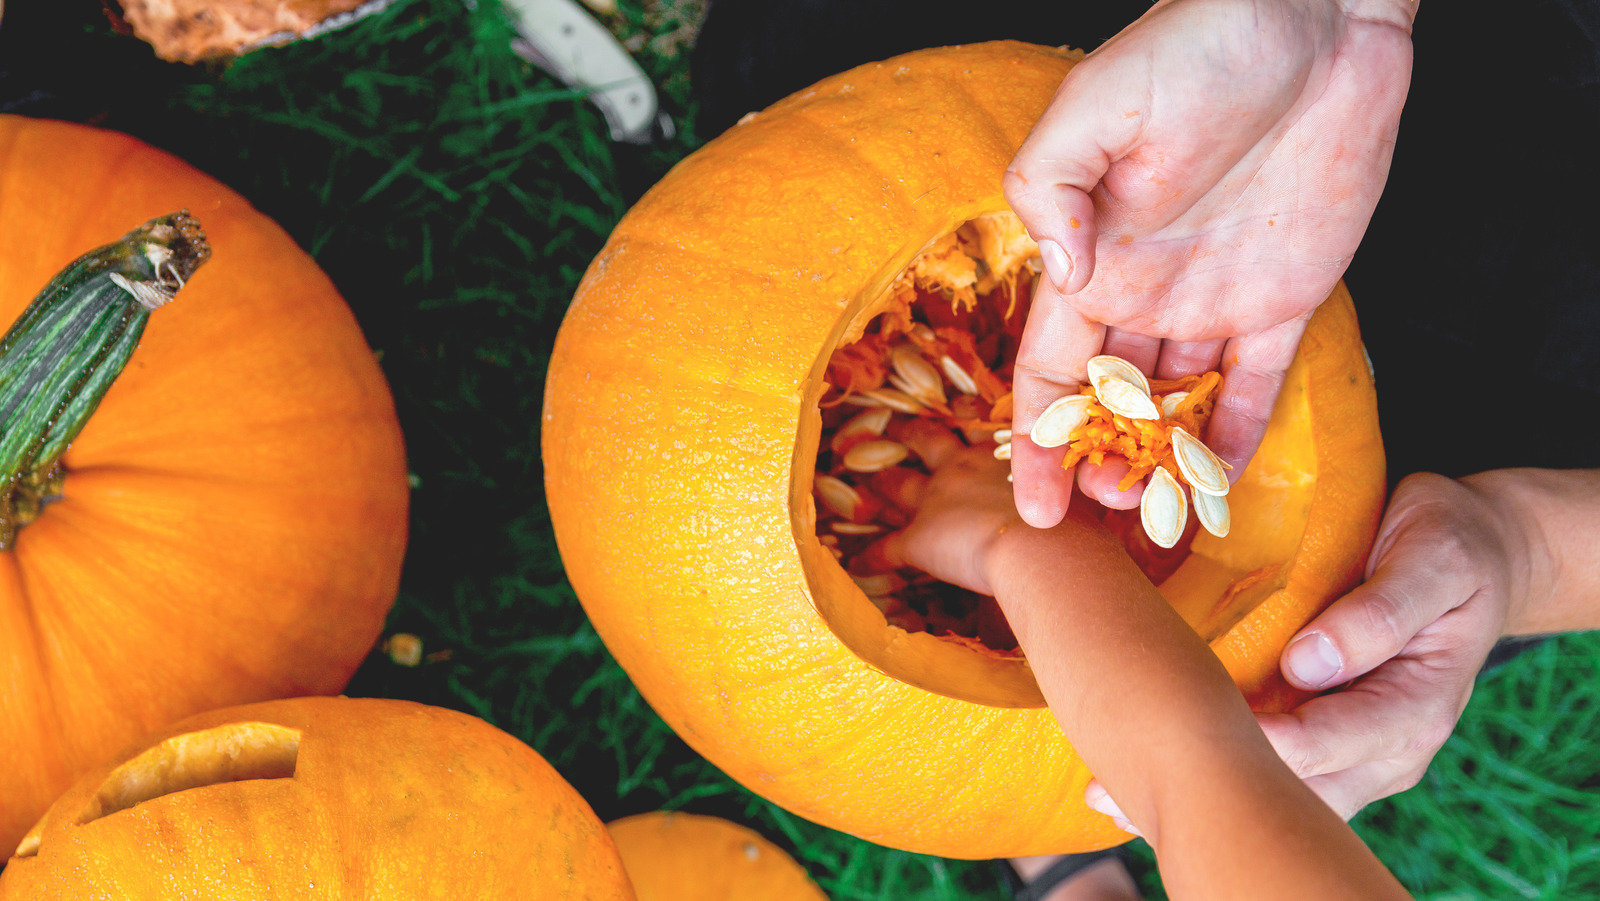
[0,116,409,852]
[0,697,634,899]
[608,812,827,901]
[543,42,1384,857]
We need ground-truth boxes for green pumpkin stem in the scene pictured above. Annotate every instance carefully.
[0,211,209,549]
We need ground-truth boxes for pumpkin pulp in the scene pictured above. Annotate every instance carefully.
[797,212,1321,709]
[0,212,208,548]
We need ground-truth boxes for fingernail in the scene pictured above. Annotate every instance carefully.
[1084,781,1125,820]
[1285,632,1343,689]
[1038,239,1072,289]
[1112,817,1143,838]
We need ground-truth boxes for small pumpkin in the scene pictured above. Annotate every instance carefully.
[0,116,408,852]
[0,697,634,899]
[607,812,827,901]
[542,41,1384,857]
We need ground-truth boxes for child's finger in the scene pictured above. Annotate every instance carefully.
[890,416,964,470]
[870,468,930,514]
[858,531,907,572]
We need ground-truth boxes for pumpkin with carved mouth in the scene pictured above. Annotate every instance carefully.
[542,41,1385,857]
[0,697,635,900]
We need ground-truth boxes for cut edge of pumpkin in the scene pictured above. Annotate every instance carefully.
[790,209,1328,710]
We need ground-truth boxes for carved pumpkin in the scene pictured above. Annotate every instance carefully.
[0,697,634,899]
[608,812,827,901]
[542,42,1384,857]
[0,116,408,852]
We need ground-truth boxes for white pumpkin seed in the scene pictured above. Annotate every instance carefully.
[993,442,1012,461]
[992,429,1012,444]
[833,521,884,535]
[890,345,946,406]
[814,475,863,519]
[1030,394,1095,448]
[1170,427,1230,496]
[831,407,894,454]
[1193,488,1230,538]
[940,355,980,396]
[844,440,910,473]
[1140,467,1188,549]
[911,323,937,342]
[1159,391,1189,419]
[1087,355,1151,395]
[840,394,883,408]
[1095,377,1161,421]
[860,387,925,415]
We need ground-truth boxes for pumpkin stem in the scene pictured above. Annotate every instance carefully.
[0,211,209,550]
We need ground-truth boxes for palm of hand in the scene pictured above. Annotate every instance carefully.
[1005,0,1414,523]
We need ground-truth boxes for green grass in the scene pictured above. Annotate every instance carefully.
[27,1,1600,898]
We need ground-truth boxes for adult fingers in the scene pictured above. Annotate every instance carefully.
[1281,508,1493,691]
[1076,459,1143,509]
[1002,66,1127,296]
[1155,337,1227,381]
[1205,316,1310,475]
[1098,327,1161,374]
[1011,436,1075,527]
[1258,655,1473,781]
[1010,287,1104,528]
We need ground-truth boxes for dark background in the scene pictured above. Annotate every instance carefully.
[688,0,1600,480]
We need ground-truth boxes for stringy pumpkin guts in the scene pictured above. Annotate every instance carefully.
[812,213,1235,654]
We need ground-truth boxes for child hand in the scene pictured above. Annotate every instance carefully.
[865,418,1021,596]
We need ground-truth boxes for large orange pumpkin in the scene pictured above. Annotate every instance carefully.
[608,812,827,901]
[542,42,1384,857]
[1,697,634,899]
[0,116,408,851]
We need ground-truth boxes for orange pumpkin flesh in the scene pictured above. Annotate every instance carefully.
[543,42,1384,857]
[0,698,634,900]
[0,116,409,852]
[608,812,827,901]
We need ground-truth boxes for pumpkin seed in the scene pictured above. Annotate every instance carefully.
[992,429,1012,444]
[831,407,894,454]
[860,387,925,415]
[890,345,946,406]
[1095,377,1161,421]
[940,355,980,396]
[1030,394,1095,448]
[833,521,884,535]
[1170,427,1230,496]
[1159,391,1189,419]
[993,442,1012,460]
[912,323,937,342]
[1087,355,1151,395]
[1193,488,1230,538]
[1140,467,1187,549]
[815,475,863,519]
[844,440,910,473]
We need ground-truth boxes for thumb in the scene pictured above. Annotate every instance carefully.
[1281,520,1481,691]
[1002,61,1142,295]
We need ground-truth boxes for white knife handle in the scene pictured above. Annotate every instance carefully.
[501,0,672,144]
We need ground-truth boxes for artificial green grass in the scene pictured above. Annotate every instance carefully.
[18,2,1598,898]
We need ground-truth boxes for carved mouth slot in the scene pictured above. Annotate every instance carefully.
[76,722,301,825]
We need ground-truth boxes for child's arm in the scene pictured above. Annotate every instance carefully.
[879,422,1411,901]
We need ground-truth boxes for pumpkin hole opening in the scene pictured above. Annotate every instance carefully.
[798,212,1286,708]
[77,722,301,825]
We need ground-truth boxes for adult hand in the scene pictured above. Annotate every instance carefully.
[1003,0,1416,527]
[1254,472,1528,819]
